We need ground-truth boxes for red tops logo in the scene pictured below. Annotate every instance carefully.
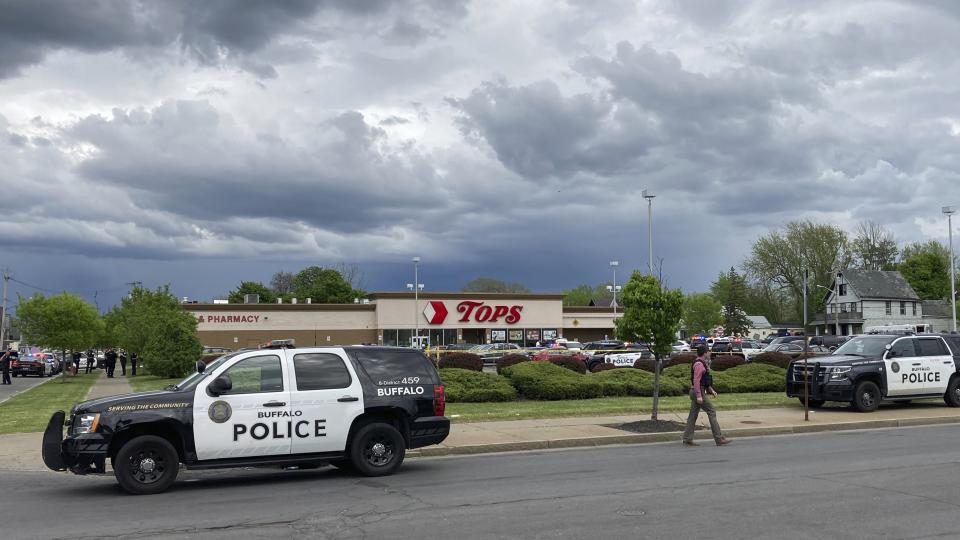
[423,301,522,325]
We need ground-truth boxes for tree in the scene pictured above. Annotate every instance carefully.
[563,283,618,306]
[682,293,722,336]
[15,293,102,380]
[228,281,276,304]
[292,266,359,303]
[269,271,295,296]
[851,220,898,271]
[745,220,851,320]
[334,262,368,293]
[461,277,530,293]
[716,268,751,336]
[898,241,952,300]
[615,272,683,421]
[107,286,202,378]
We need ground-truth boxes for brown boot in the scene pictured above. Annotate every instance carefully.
[682,440,700,447]
[715,437,732,446]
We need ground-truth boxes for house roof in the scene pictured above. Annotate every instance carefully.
[922,299,953,318]
[746,315,771,328]
[839,269,920,300]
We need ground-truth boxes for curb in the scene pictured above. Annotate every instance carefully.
[406,415,960,458]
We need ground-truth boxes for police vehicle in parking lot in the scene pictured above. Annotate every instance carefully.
[786,333,960,412]
[41,341,449,494]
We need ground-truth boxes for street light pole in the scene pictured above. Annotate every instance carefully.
[0,270,9,350]
[643,190,655,275]
[609,261,619,316]
[944,207,957,332]
[413,256,420,347]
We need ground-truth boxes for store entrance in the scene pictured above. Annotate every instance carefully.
[461,328,485,344]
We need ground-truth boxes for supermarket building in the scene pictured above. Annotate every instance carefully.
[186,292,617,349]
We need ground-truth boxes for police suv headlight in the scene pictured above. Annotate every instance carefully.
[72,413,100,434]
[827,366,852,381]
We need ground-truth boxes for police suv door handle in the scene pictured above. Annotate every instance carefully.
[911,363,922,366]
[337,396,359,402]
[262,401,286,407]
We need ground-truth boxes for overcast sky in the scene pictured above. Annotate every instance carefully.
[2,0,959,310]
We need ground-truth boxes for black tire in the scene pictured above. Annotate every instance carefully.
[348,422,405,477]
[945,376,960,407]
[852,381,880,412]
[587,360,602,373]
[797,397,825,408]
[113,435,179,495]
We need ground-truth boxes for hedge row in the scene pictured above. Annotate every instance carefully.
[590,368,686,397]
[496,353,529,374]
[438,352,484,371]
[440,368,517,402]
[501,362,603,400]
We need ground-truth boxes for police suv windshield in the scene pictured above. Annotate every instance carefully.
[171,353,238,391]
[832,335,896,357]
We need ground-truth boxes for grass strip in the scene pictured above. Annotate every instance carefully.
[446,392,795,423]
[0,373,100,435]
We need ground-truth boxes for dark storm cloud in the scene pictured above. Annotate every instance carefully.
[70,102,447,235]
[0,0,467,78]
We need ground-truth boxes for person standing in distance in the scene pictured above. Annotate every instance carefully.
[118,350,127,376]
[104,348,118,378]
[682,345,732,447]
[130,352,138,376]
[85,349,95,374]
[1,348,12,385]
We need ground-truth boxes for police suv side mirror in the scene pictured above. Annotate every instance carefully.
[196,361,206,374]
[208,376,232,396]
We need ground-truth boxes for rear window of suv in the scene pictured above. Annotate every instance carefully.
[351,349,435,385]
[943,336,960,356]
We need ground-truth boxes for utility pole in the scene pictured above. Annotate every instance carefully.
[945,207,957,332]
[643,190,656,275]
[0,270,9,350]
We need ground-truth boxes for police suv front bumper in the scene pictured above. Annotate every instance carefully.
[42,411,109,474]
[785,363,855,402]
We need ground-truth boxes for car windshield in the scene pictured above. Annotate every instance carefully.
[563,342,582,348]
[171,353,238,391]
[833,335,896,357]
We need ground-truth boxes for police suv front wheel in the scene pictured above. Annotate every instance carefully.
[113,435,179,495]
[944,377,960,407]
[349,423,405,477]
[852,381,880,413]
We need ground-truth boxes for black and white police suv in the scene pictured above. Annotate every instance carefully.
[41,342,449,494]
[786,333,960,412]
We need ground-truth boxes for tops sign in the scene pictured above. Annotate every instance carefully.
[423,301,522,325]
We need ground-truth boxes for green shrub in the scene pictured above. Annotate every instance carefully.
[440,368,518,402]
[633,359,656,372]
[547,357,587,374]
[751,352,792,369]
[496,353,530,374]
[669,352,697,366]
[501,362,602,400]
[662,363,691,381]
[592,368,686,397]
[709,355,746,371]
[438,352,483,371]
[592,362,620,372]
[712,364,787,393]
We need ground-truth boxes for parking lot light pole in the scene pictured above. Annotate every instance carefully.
[0,270,8,350]
[944,207,957,332]
[642,190,655,275]
[409,257,422,348]
[608,261,620,316]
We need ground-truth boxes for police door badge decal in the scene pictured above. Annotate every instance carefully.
[208,400,232,423]
[891,362,900,374]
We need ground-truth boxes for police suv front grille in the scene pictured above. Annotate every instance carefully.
[791,364,826,381]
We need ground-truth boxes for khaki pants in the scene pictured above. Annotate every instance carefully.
[682,389,723,442]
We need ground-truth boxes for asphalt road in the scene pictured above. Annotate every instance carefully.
[0,372,52,403]
[5,425,960,540]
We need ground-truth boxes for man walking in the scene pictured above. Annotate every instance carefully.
[1,348,12,385]
[682,345,732,447]
[119,350,127,376]
[72,350,81,375]
[130,352,138,376]
[104,348,117,378]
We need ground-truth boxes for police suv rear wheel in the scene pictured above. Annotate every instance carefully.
[349,423,405,477]
[114,435,179,495]
[944,377,960,407]
[852,381,880,412]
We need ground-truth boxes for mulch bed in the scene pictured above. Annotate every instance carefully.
[608,420,701,433]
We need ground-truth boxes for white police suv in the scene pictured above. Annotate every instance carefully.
[42,343,449,494]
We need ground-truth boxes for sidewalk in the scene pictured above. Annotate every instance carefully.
[4,393,960,473]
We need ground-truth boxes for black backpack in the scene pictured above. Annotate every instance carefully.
[690,358,713,390]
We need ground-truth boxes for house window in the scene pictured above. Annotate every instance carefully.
[840,303,848,313]
[912,302,917,316]
[899,301,906,315]
[838,284,847,296]
[850,302,857,313]
[885,301,892,315]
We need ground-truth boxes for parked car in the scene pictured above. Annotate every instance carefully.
[532,349,588,366]
[558,341,584,351]
[600,344,654,369]
[763,342,831,358]
[474,343,521,364]
[672,341,690,353]
[808,335,848,351]
[201,346,232,354]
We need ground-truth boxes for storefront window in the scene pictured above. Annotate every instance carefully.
[525,329,541,347]
[491,330,507,342]
[398,329,412,347]
[381,329,399,346]
[508,329,523,345]
[443,329,458,345]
